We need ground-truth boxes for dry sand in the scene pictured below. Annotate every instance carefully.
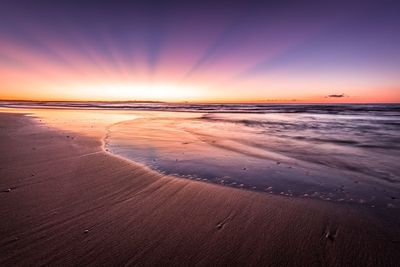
[0,112,399,266]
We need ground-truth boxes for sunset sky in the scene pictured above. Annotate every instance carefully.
[1,0,399,103]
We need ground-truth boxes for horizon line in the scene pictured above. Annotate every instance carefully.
[1,99,399,105]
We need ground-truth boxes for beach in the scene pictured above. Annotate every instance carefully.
[0,110,399,266]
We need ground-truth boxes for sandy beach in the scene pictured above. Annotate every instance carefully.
[0,111,399,266]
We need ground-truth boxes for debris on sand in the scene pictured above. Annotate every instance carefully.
[324,227,337,242]
[325,231,335,241]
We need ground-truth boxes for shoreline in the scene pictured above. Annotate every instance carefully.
[101,113,399,211]
[1,112,399,266]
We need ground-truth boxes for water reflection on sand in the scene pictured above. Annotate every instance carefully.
[106,111,400,208]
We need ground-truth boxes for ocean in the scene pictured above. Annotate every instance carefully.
[2,101,399,209]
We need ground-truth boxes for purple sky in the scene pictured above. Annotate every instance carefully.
[1,0,399,102]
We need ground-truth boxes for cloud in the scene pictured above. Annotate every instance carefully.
[326,94,345,98]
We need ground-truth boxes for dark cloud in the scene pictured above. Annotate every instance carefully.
[327,94,345,98]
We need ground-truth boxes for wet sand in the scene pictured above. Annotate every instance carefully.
[0,112,399,266]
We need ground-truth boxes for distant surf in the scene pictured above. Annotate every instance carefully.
[1,101,399,115]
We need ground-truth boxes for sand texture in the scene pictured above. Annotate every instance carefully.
[0,113,399,266]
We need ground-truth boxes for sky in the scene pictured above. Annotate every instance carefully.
[0,0,399,103]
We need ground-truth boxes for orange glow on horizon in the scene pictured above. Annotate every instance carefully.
[1,31,399,104]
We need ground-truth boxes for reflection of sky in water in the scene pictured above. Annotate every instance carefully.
[106,108,400,209]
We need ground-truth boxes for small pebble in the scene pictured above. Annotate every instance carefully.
[325,232,335,241]
[84,229,89,234]
[5,188,11,192]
